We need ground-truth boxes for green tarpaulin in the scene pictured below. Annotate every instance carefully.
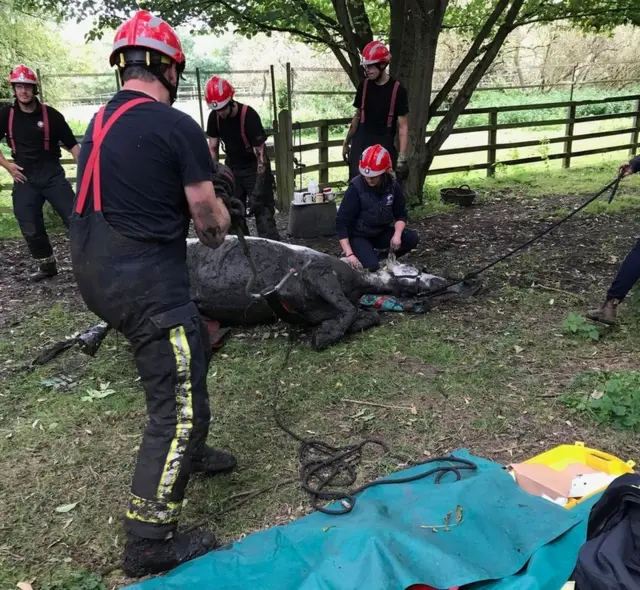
[127,450,596,590]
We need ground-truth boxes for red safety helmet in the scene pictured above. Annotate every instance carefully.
[109,10,185,70]
[205,76,235,110]
[9,64,38,85]
[359,144,392,177]
[360,41,391,66]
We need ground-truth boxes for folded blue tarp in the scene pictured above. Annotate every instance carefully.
[127,450,596,590]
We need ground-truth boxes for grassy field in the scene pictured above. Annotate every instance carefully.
[1,162,640,589]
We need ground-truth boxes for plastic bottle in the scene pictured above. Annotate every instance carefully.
[308,179,319,194]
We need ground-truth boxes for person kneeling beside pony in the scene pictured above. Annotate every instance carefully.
[336,144,419,270]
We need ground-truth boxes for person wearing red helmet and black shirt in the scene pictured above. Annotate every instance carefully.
[342,41,410,183]
[70,10,245,577]
[0,64,79,281]
[336,144,419,271]
[205,76,280,241]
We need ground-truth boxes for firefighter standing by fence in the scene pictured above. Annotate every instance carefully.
[205,76,281,241]
[343,41,410,183]
[70,10,242,576]
[0,65,79,281]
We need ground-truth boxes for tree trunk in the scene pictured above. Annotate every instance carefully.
[390,0,448,202]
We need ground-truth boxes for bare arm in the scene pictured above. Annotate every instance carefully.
[397,115,408,155]
[185,180,230,249]
[0,151,26,183]
[344,110,360,147]
[208,137,220,162]
[69,144,80,164]
[252,142,267,192]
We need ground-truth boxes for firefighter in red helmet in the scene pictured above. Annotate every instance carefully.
[0,64,79,280]
[342,41,409,183]
[336,144,419,271]
[70,10,243,577]
[205,75,281,240]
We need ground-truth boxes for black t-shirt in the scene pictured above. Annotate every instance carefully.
[206,103,266,167]
[0,99,78,166]
[353,77,409,137]
[76,90,213,243]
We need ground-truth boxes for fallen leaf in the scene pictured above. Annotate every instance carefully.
[62,518,73,529]
[410,405,418,415]
[17,583,33,590]
[322,525,335,532]
[514,345,524,354]
[55,502,78,513]
[455,505,464,524]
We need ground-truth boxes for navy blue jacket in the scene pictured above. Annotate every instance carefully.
[335,175,408,239]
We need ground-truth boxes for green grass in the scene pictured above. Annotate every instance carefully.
[2,149,640,589]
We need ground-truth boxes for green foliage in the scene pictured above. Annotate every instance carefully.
[38,568,105,590]
[564,371,640,431]
[563,312,601,341]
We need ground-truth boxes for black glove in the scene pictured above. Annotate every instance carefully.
[225,197,245,224]
[396,154,409,182]
[248,192,265,217]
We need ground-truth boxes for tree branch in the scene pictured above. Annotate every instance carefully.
[423,0,526,173]
[430,0,509,115]
[332,0,362,81]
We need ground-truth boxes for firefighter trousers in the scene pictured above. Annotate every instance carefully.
[12,159,74,260]
[70,212,212,540]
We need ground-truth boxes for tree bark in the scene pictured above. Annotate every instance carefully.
[390,0,448,202]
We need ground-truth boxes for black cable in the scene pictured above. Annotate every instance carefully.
[271,333,478,515]
[427,175,623,297]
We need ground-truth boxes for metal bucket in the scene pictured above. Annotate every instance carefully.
[440,184,477,207]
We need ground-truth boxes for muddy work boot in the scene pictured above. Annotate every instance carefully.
[30,256,58,282]
[191,445,237,477]
[586,299,619,325]
[122,529,216,578]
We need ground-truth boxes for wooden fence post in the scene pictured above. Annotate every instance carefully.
[275,109,294,213]
[318,120,329,186]
[286,63,292,116]
[563,103,576,169]
[487,109,497,177]
[629,96,640,158]
[270,65,278,132]
[195,68,204,130]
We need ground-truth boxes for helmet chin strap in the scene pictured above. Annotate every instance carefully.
[149,64,179,105]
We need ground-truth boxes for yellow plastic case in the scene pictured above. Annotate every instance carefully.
[524,441,635,509]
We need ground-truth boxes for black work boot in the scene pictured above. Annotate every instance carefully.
[586,299,619,325]
[122,529,216,578]
[191,445,237,476]
[30,256,58,282]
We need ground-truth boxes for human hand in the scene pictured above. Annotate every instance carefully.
[396,153,409,182]
[390,232,402,251]
[248,192,264,217]
[619,162,634,178]
[7,162,26,183]
[345,253,363,269]
[342,142,350,164]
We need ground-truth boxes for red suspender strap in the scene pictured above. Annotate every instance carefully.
[360,79,368,124]
[41,104,50,151]
[75,97,153,215]
[7,106,16,154]
[387,81,400,129]
[240,104,250,151]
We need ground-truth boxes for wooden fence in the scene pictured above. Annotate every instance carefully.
[2,94,640,215]
[274,94,640,210]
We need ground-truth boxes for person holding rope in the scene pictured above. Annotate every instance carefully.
[70,10,243,577]
[336,144,419,271]
[205,76,281,241]
[587,157,640,324]
[0,65,79,281]
[342,41,409,182]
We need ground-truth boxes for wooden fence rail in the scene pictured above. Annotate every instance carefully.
[290,94,640,188]
[2,93,640,215]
